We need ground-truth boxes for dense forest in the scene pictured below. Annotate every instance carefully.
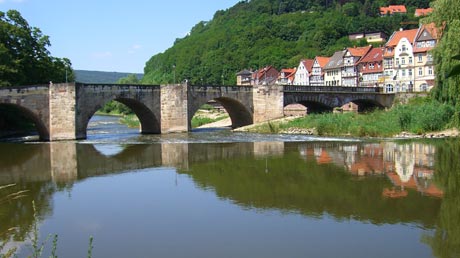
[142,0,432,85]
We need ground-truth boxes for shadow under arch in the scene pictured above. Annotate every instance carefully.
[349,99,385,112]
[0,103,49,140]
[190,97,253,129]
[78,97,160,138]
[290,101,333,114]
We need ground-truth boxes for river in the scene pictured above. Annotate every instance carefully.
[0,115,459,258]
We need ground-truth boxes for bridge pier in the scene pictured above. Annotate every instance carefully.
[161,84,189,133]
[49,82,79,140]
[253,85,284,123]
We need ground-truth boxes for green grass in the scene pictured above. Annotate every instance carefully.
[191,114,229,128]
[274,100,456,137]
[119,114,140,128]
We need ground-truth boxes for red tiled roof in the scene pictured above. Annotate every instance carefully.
[301,59,314,72]
[380,5,407,15]
[415,8,433,17]
[359,47,384,63]
[315,56,330,68]
[386,29,419,47]
[420,22,441,40]
[280,68,297,81]
[347,45,372,58]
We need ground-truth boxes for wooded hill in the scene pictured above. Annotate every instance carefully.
[142,0,432,85]
[75,70,143,84]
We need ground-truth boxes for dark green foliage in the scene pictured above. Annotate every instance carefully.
[98,101,132,115]
[143,0,425,85]
[0,10,74,86]
[422,140,460,258]
[424,0,460,107]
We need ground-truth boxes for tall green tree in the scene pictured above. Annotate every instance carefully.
[424,0,460,106]
[0,10,74,86]
[423,0,460,128]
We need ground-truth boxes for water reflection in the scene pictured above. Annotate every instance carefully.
[0,139,459,257]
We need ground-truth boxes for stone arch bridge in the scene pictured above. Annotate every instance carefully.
[0,82,395,141]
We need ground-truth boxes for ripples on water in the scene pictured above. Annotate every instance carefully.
[85,115,361,144]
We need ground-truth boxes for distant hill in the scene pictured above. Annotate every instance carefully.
[75,70,143,84]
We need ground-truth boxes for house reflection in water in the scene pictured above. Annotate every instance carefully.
[300,142,442,198]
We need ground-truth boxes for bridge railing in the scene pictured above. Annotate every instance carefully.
[189,85,253,92]
[76,82,161,88]
[283,85,383,93]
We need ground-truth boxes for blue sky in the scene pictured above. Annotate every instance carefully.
[0,0,239,73]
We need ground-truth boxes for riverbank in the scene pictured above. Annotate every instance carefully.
[234,116,460,139]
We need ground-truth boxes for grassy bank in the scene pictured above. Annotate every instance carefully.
[191,113,229,128]
[245,98,458,137]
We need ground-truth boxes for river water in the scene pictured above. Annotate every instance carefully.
[1,115,459,258]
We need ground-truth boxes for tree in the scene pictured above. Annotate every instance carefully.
[0,10,74,86]
[424,0,460,128]
[117,74,140,84]
[424,0,460,106]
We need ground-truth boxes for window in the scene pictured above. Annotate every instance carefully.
[401,58,406,65]
[409,69,412,76]
[396,58,399,65]
[369,63,375,69]
[428,66,433,75]
[418,54,423,62]
[402,44,407,51]
[386,84,394,93]
[402,69,406,77]
[409,57,413,64]
[418,67,423,76]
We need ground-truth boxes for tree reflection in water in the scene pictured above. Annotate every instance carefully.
[423,140,460,258]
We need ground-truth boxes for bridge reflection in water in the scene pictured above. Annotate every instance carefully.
[0,141,441,197]
[1,139,459,257]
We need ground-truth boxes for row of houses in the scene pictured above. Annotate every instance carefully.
[237,23,439,93]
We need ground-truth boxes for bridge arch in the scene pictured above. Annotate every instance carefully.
[189,96,253,129]
[77,97,160,139]
[284,94,335,113]
[0,103,49,140]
